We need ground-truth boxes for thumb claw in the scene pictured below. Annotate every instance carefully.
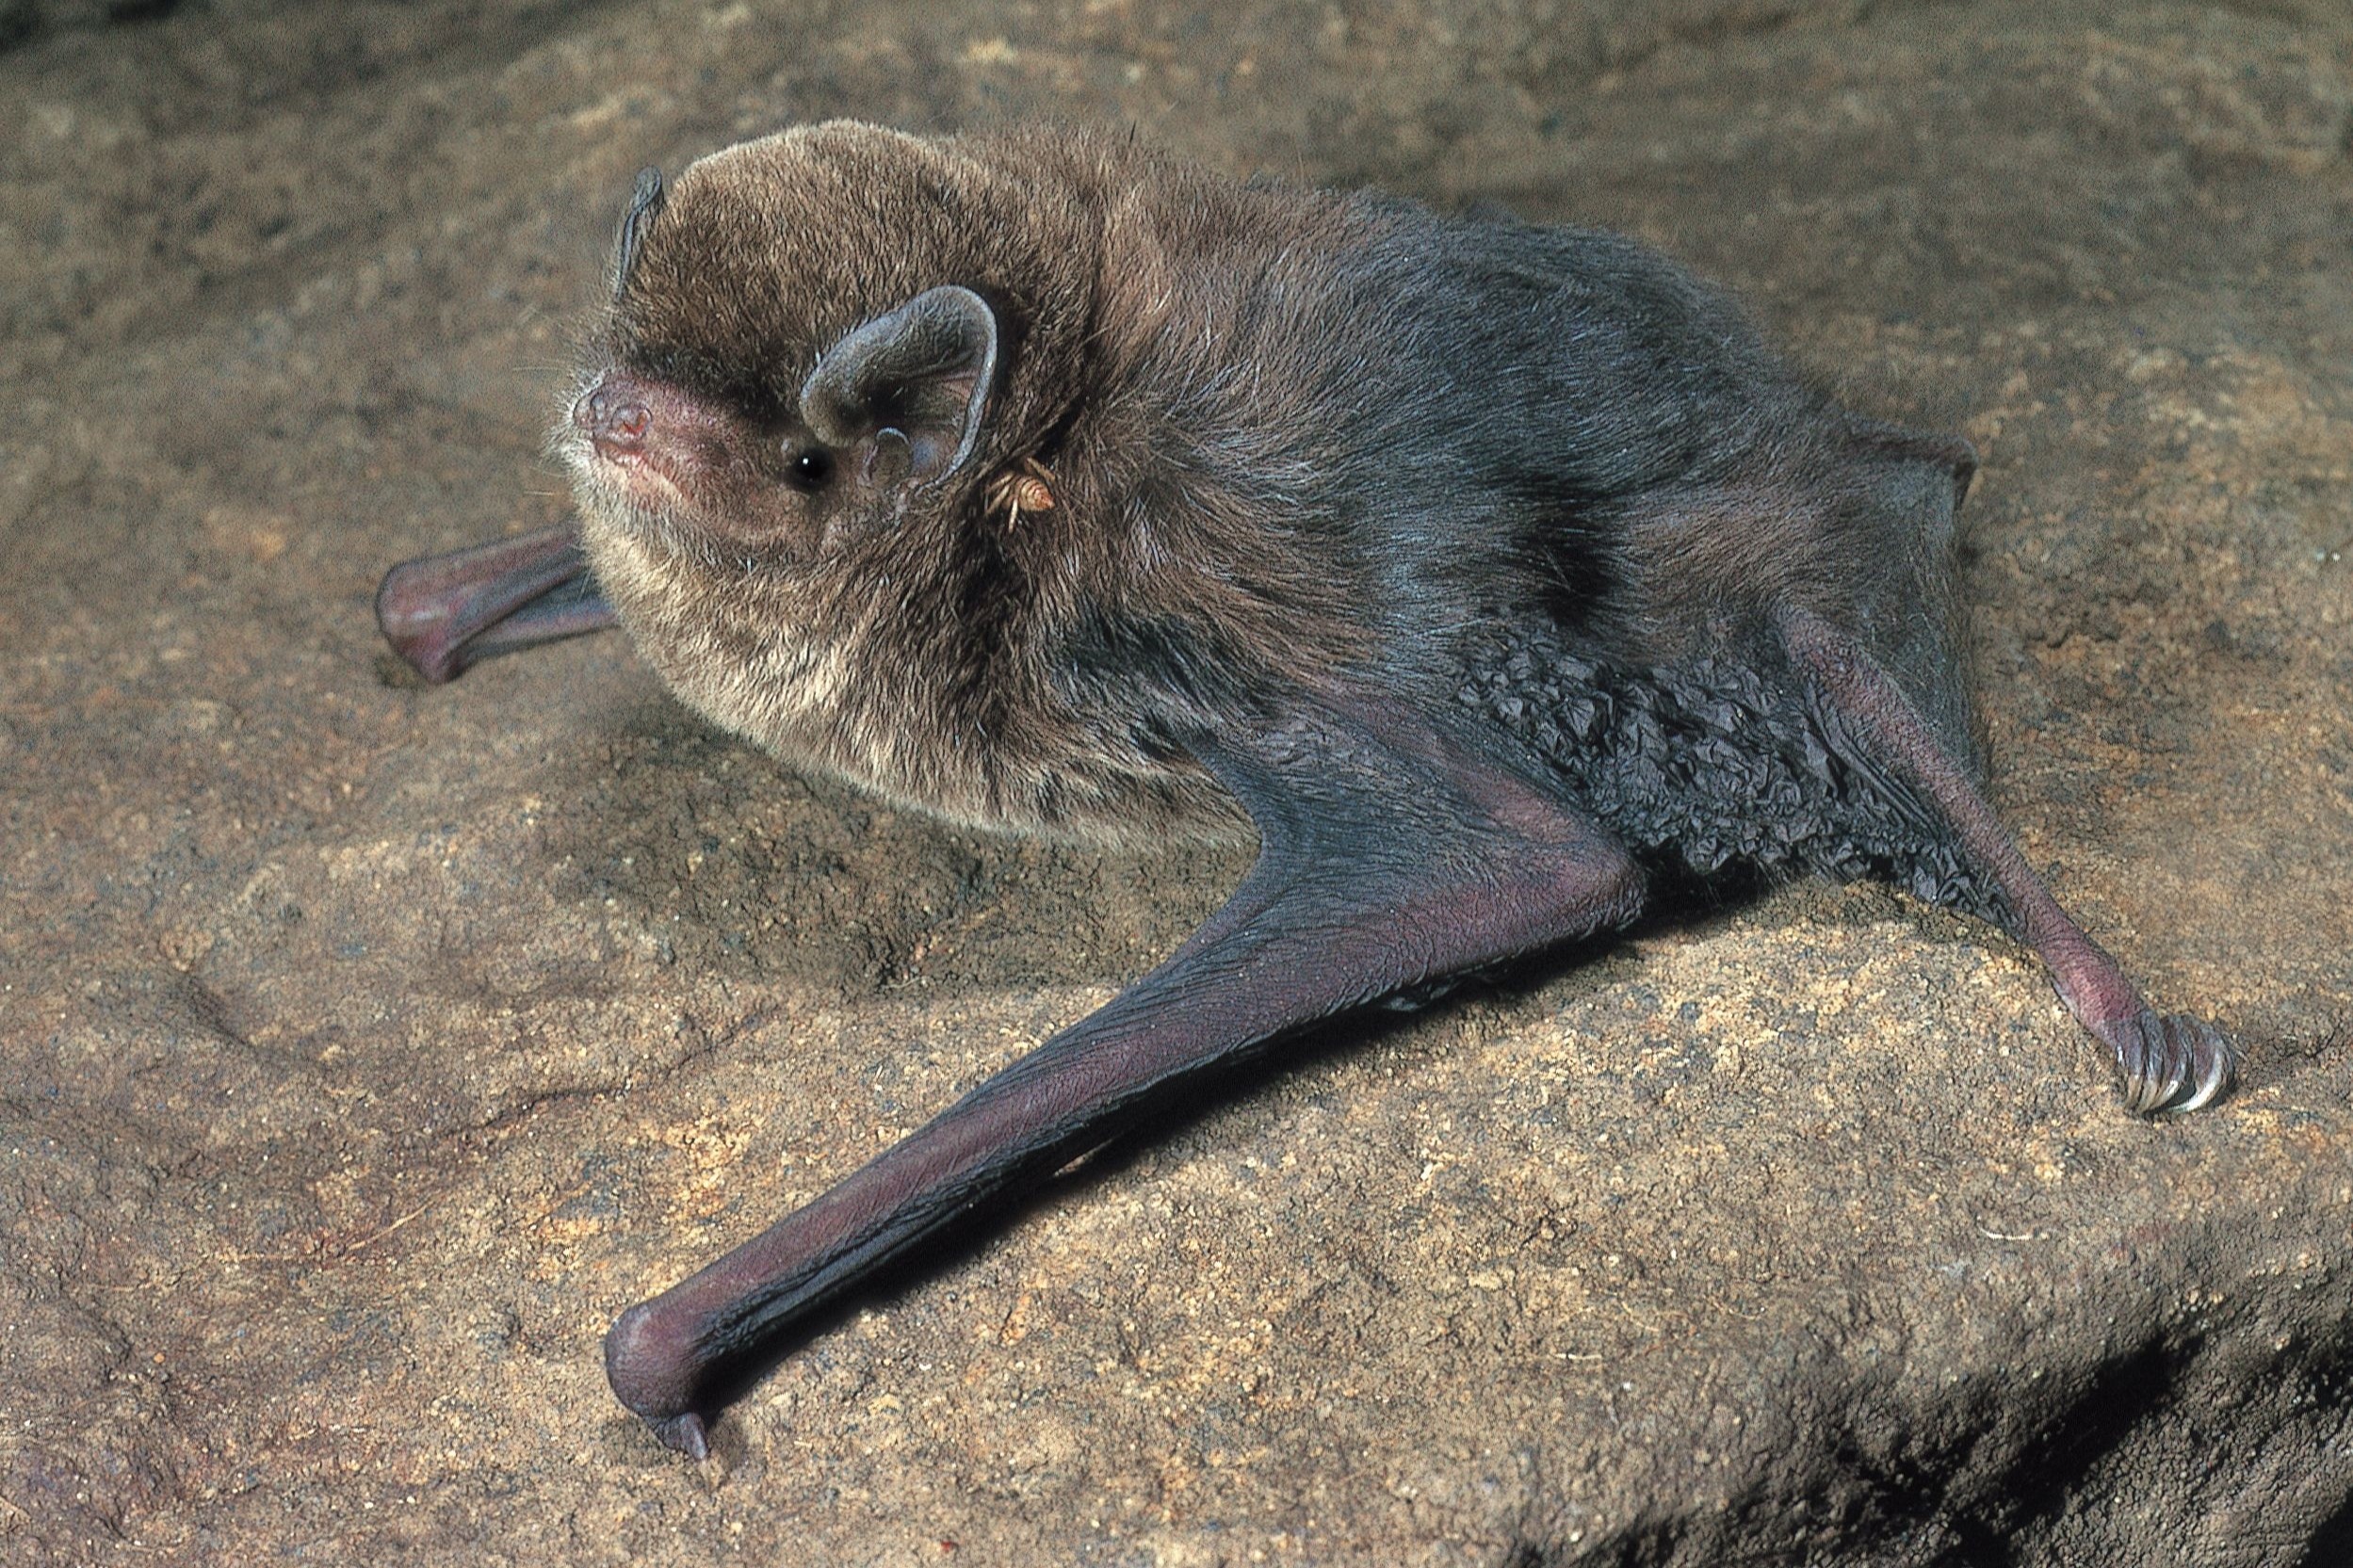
[645,1411,710,1460]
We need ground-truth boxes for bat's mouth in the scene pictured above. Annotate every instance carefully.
[576,445,690,509]
[375,525,616,684]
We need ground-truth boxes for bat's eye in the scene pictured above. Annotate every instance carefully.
[786,445,833,491]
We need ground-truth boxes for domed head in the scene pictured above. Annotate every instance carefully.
[555,123,1101,819]
[569,130,1019,563]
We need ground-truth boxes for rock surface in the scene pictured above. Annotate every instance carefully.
[3,2,2349,1562]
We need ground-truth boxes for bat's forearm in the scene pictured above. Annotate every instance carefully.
[375,524,616,684]
[601,905,1433,1450]
[602,959,1291,1454]
[602,706,1649,1455]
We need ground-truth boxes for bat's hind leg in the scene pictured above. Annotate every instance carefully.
[1776,605,2233,1115]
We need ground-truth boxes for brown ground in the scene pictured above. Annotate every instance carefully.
[3,1,2349,1563]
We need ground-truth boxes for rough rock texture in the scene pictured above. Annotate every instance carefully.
[3,2,2350,1563]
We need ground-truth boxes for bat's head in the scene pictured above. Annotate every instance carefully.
[559,122,1107,826]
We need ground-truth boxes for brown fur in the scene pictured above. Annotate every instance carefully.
[560,121,1970,840]
[565,123,1423,839]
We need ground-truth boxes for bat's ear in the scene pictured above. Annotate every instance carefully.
[800,285,998,497]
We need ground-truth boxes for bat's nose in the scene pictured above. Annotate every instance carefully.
[575,379,653,457]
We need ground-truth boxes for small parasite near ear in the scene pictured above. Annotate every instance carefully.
[373,121,2246,1459]
[984,456,1057,527]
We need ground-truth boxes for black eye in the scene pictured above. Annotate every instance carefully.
[786,445,833,490]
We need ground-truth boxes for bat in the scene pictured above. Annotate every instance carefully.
[374,122,2235,1458]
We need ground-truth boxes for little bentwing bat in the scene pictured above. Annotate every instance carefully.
[376,122,2234,1457]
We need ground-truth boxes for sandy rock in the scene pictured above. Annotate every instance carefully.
[1,2,2347,1563]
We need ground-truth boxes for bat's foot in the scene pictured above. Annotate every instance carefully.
[2089,1009,2235,1116]
[641,1410,711,1461]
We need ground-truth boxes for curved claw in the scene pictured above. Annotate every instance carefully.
[2112,1011,2235,1117]
[641,1410,710,1461]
